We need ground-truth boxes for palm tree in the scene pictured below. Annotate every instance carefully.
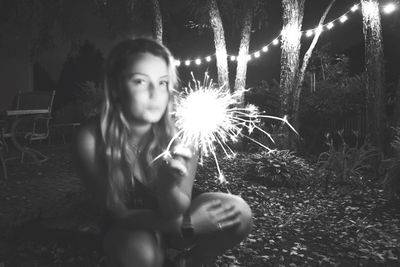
[360,0,386,151]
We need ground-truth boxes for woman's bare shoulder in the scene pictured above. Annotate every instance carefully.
[74,118,101,166]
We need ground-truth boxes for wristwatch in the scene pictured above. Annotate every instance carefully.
[181,212,194,238]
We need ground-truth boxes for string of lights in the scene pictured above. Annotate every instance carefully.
[174,2,397,67]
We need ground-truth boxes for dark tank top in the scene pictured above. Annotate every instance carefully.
[127,176,158,210]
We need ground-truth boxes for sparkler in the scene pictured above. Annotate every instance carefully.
[155,73,297,183]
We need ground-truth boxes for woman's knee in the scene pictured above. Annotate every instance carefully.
[230,195,253,237]
[194,193,253,237]
[104,229,164,267]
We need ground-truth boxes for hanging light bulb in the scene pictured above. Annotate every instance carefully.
[175,60,181,67]
[340,15,348,23]
[205,56,212,62]
[254,51,260,58]
[230,55,236,61]
[306,30,314,37]
[383,3,396,14]
[272,39,279,45]
[327,22,334,30]
[351,4,359,12]
[262,46,269,52]
[185,60,191,66]
[195,58,201,65]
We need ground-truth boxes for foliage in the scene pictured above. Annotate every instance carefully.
[301,73,366,123]
[309,44,350,83]
[241,80,292,151]
[185,0,268,38]
[75,81,104,119]
[245,80,281,116]
[2,147,400,266]
[0,0,85,57]
[52,102,83,124]
[52,81,103,123]
[381,126,400,200]
[33,62,55,92]
[243,150,315,188]
[317,130,378,191]
[300,50,367,154]
[93,0,160,38]
[55,41,104,110]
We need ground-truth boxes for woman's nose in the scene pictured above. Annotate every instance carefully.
[148,81,160,98]
[148,82,156,97]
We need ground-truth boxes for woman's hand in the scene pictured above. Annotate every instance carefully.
[190,199,242,235]
[154,144,198,218]
[161,144,194,185]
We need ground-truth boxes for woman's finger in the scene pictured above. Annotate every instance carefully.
[172,145,193,160]
[214,204,234,216]
[167,159,188,177]
[205,199,222,211]
[219,208,241,223]
[218,216,241,230]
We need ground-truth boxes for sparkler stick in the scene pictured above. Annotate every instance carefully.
[154,72,298,183]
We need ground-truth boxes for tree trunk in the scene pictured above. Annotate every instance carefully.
[361,0,386,152]
[292,0,336,133]
[395,77,400,127]
[279,0,305,149]
[150,0,163,42]
[208,0,229,89]
[234,0,254,99]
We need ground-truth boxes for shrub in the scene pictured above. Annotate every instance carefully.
[244,150,315,188]
[382,127,400,200]
[75,81,103,119]
[317,130,378,192]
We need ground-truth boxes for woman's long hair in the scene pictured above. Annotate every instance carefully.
[100,38,178,209]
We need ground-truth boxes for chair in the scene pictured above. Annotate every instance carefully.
[14,90,56,143]
[0,120,9,179]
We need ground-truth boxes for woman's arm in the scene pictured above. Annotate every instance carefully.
[154,145,199,218]
[73,123,107,205]
[112,205,184,235]
[73,123,184,234]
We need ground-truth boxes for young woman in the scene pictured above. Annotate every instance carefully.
[74,38,252,267]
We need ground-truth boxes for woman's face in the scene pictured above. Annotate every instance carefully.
[120,52,170,125]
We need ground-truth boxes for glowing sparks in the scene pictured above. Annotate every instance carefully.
[154,73,298,183]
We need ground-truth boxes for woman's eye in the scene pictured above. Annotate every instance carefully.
[132,79,146,86]
[160,80,169,87]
